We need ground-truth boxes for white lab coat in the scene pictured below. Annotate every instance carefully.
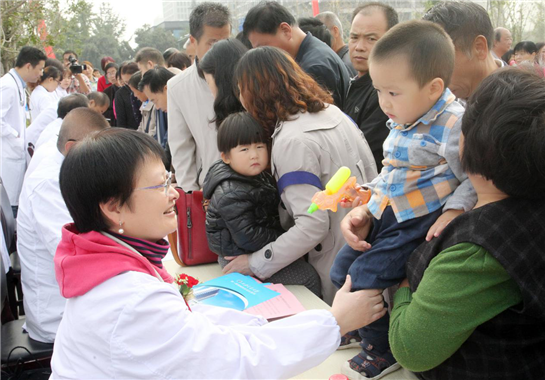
[29,85,57,122]
[25,103,58,162]
[17,149,70,343]
[51,271,341,379]
[26,137,57,179]
[0,69,27,206]
[35,118,62,151]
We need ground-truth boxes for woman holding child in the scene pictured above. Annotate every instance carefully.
[223,47,378,304]
[49,128,386,378]
[200,39,323,297]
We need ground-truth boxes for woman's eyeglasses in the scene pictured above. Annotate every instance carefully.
[136,172,173,196]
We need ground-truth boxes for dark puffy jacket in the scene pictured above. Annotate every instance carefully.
[202,160,283,257]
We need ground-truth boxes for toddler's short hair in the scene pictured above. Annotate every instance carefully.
[217,112,267,154]
[370,20,455,88]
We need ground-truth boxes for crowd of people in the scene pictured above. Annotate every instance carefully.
[1,1,544,379]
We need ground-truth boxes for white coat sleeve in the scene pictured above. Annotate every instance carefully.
[167,79,200,191]
[0,84,18,138]
[32,180,72,257]
[248,138,330,279]
[112,282,341,379]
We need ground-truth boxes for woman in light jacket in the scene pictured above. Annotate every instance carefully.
[50,128,385,378]
[29,66,61,121]
[223,47,378,304]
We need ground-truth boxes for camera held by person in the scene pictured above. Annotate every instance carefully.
[68,55,86,74]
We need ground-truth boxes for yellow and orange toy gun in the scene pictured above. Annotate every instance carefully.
[308,166,371,214]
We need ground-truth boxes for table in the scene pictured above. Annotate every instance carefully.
[163,260,418,380]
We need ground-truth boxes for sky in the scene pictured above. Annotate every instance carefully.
[91,0,164,44]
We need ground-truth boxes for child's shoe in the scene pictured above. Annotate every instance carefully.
[338,330,363,350]
[341,340,400,380]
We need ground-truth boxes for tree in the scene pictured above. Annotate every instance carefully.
[81,3,134,70]
[134,25,179,53]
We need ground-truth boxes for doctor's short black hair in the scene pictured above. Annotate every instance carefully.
[60,129,168,233]
[15,46,47,68]
[461,68,545,199]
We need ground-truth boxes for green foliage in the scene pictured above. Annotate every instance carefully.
[134,24,179,53]
[1,0,134,75]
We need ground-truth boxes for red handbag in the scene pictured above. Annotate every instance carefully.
[172,188,218,266]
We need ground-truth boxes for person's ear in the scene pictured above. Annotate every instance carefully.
[147,60,154,70]
[163,85,167,93]
[99,198,122,229]
[221,152,231,164]
[473,35,489,61]
[64,140,77,154]
[189,35,196,45]
[332,25,340,39]
[279,22,292,40]
[89,99,96,108]
[428,78,445,100]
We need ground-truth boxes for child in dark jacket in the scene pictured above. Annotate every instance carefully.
[203,112,322,296]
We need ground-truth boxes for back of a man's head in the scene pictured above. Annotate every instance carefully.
[189,2,231,41]
[316,11,342,33]
[15,46,47,68]
[57,94,89,119]
[87,92,110,108]
[298,17,332,47]
[352,2,398,30]
[135,47,165,67]
[423,1,494,54]
[243,1,296,36]
[57,108,110,154]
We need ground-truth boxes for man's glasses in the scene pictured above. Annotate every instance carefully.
[136,171,173,196]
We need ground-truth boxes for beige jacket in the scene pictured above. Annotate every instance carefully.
[248,105,378,304]
[167,64,220,191]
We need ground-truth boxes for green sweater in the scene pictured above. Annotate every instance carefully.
[389,242,522,373]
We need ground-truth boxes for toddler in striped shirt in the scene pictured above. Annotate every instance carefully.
[330,20,477,380]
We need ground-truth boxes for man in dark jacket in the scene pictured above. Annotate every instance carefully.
[343,3,398,170]
[243,1,351,109]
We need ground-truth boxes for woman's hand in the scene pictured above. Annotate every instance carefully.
[330,275,386,336]
[340,205,373,251]
[223,255,255,276]
[425,209,463,241]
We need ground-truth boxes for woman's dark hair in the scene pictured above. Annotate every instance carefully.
[234,46,333,140]
[128,71,142,89]
[236,31,253,50]
[59,129,167,233]
[120,61,139,76]
[104,62,119,74]
[217,112,267,154]
[513,40,538,55]
[502,49,514,64]
[199,39,248,128]
[167,52,191,70]
[298,17,332,47]
[38,66,62,84]
[45,58,64,72]
[461,68,545,199]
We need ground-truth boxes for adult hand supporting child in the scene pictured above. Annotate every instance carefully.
[425,209,463,241]
[340,205,374,251]
[223,254,255,276]
[330,275,386,336]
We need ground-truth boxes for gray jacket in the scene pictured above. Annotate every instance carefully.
[248,105,378,304]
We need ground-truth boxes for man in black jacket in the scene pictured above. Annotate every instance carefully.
[243,1,350,109]
[344,3,398,170]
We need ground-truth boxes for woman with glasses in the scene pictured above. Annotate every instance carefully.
[50,128,386,379]
[29,66,62,121]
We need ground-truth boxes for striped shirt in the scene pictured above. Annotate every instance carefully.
[366,89,476,223]
[109,231,169,269]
